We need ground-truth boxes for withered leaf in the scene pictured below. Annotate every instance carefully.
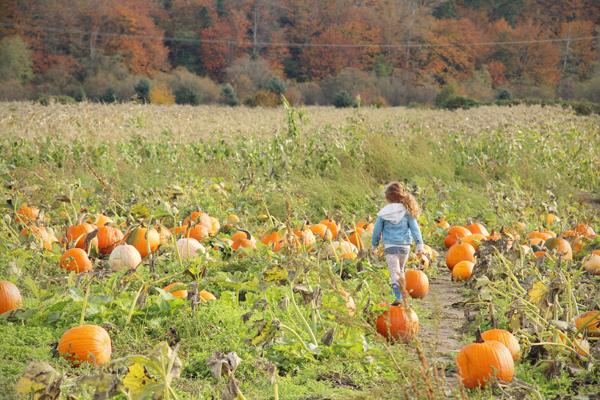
[241,312,254,324]
[321,328,335,346]
[252,298,268,312]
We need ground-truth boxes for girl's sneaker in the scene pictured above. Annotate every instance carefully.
[391,283,403,306]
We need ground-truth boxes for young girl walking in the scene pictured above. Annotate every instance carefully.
[371,182,424,305]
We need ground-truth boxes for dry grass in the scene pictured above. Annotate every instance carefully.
[0,102,597,143]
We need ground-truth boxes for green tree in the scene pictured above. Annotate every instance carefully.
[134,78,152,103]
[0,35,33,82]
[221,84,240,106]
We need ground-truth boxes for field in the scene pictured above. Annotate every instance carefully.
[0,101,599,400]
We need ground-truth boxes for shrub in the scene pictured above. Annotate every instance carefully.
[463,67,494,102]
[169,68,221,105]
[497,89,512,100]
[134,78,152,103]
[283,85,304,106]
[221,84,240,106]
[376,71,439,106]
[34,93,76,106]
[442,95,479,110]
[321,68,376,104]
[297,82,324,105]
[245,90,280,107]
[435,83,459,107]
[225,55,276,99]
[369,96,388,108]
[100,87,117,103]
[74,87,86,102]
[174,86,200,105]
[149,84,175,105]
[263,76,288,96]
[333,91,354,108]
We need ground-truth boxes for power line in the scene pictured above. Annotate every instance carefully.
[1,23,599,48]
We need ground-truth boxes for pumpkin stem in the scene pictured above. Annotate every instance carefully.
[329,210,342,223]
[475,327,485,343]
[322,207,329,220]
[456,236,463,245]
[489,303,498,330]
[466,217,473,225]
[240,229,252,241]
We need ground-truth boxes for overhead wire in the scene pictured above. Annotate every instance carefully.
[1,23,599,48]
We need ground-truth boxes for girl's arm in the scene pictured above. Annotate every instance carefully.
[371,217,384,249]
[407,216,424,252]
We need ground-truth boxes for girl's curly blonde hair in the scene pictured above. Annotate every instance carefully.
[385,182,421,219]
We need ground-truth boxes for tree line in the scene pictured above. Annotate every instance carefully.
[1,0,599,106]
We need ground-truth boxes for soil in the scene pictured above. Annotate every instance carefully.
[413,269,473,389]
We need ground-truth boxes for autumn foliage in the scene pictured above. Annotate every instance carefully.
[0,0,599,103]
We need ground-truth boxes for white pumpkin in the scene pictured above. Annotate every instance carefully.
[176,238,206,259]
[326,240,357,257]
[109,244,142,271]
[584,254,600,274]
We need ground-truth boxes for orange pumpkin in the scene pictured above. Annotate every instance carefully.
[319,212,340,240]
[561,230,578,239]
[464,222,490,237]
[200,290,217,301]
[543,237,573,260]
[405,270,429,299]
[575,223,596,238]
[97,226,123,255]
[231,231,248,242]
[356,221,374,233]
[0,280,23,314]
[60,248,93,273]
[58,325,112,366]
[444,226,472,249]
[527,229,551,241]
[183,212,213,233]
[310,224,333,241]
[452,261,474,282]
[67,223,98,250]
[462,234,485,251]
[125,227,160,259]
[446,240,476,270]
[374,303,419,343]
[480,329,521,361]
[348,227,365,249]
[594,250,600,257]
[209,217,221,234]
[261,229,281,246]
[293,228,316,247]
[165,282,188,298]
[575,311,600,337]
[169,225,188,237]
[15,205,40,224]
[232,230,256,251]
[86,214,114,227]
[457,329,514,389]
[435,220,450,229]
[20,226,55,251]
[184,224,209,242]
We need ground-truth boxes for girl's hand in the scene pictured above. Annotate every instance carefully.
[372,248,378,256]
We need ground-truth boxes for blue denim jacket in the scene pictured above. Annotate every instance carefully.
[371,213,424,250]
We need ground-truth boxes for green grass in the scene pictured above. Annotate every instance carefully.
[0,104,599,399]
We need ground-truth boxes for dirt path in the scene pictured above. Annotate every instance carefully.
[413,270,471,387]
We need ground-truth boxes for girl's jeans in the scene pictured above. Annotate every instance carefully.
[386,253,409,286]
